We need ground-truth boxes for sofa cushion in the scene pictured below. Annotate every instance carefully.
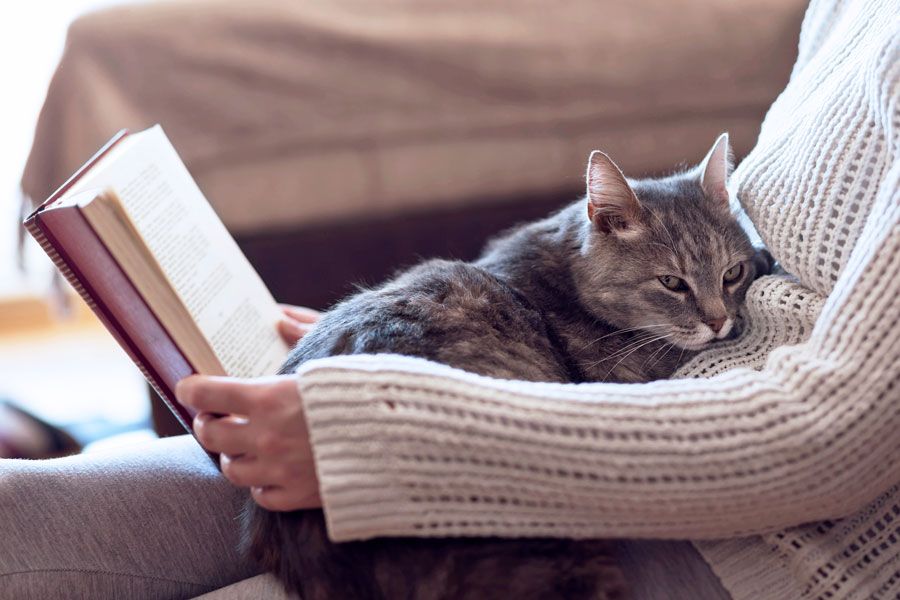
[22,0,805,234]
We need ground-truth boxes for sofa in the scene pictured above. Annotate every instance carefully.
[23,0,807,312]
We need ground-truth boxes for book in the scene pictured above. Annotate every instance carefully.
[24,126,290,433]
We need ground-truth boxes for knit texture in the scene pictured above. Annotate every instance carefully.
[296,0,899,597]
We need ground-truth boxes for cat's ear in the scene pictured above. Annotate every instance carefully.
[586,150,643,235]
[698,133,734,209]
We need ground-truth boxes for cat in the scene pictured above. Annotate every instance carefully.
[243,134,774,600]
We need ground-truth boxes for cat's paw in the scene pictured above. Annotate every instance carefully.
[752,247,776,278]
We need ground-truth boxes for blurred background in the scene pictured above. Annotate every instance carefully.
[0,0,807,457]
[1,0,150,458]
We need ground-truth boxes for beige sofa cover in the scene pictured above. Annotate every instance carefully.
[22,0,805,235]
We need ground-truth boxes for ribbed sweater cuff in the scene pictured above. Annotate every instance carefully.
[297,358,426,542]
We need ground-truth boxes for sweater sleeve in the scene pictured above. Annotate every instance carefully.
[297,170,900,543]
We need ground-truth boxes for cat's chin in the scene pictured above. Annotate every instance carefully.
[674,341,712,351]
[672,322,742,351]
[675,332,738,351]
[672,336,718,351]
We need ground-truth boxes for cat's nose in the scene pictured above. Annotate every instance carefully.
[705,317,726,333]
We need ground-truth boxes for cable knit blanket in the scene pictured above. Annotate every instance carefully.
[291,0,899,598]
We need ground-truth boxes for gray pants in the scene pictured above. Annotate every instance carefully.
[0,436,258,598]
[0,435,729,599]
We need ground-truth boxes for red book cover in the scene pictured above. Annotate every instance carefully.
[23,131,198,434]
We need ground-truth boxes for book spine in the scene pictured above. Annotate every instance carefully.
[25,216,99,312]
[24,211,197,435]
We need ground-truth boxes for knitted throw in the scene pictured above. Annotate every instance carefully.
[295,0,900,597]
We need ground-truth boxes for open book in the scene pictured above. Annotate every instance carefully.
[24,126,290,432]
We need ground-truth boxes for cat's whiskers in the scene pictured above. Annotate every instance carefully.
[585,331,667,366]
[583,324,669,349]
[644,341,676,373]
[640,341,669,371]
[580,329,670,371]
[579,338,651,370]
[675,345,687,370]
[600,333,673,381]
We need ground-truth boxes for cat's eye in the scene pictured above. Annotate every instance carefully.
[723,263,744,284]
[658,275,689,292]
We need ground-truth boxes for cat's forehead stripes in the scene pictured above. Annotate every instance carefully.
[635,183,747,277]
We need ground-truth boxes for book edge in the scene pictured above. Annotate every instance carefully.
[23,213,196,435]
[26,129,130,220]
[86,189,226,376]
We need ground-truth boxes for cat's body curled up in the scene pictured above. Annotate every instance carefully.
[244,134,773,600]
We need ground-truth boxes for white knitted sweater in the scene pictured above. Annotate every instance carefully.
[296,1,900,597]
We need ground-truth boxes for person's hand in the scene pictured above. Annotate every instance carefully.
[277,304,321,346]
[176,375,322,511]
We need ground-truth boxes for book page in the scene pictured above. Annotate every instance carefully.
[69,126,289,378]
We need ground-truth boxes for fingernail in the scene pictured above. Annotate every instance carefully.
[176,379,191,404]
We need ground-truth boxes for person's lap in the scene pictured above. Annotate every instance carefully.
[0,435,729,599]
[0,435,259,599]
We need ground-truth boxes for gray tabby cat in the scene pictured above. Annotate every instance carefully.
[244,134,773,600]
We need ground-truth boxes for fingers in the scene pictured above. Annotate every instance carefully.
[279,305,321,323]
[220,454,319,508]
[220,454,271,488]
[277,306,321,345]
[277,318,314,346]
[193,412,253,455]
[251,483,322,512]
[176,376,257,415]
[181,373,321,511]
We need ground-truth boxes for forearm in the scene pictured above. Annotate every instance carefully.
[299,351,898,541]
[301,180,900,542]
